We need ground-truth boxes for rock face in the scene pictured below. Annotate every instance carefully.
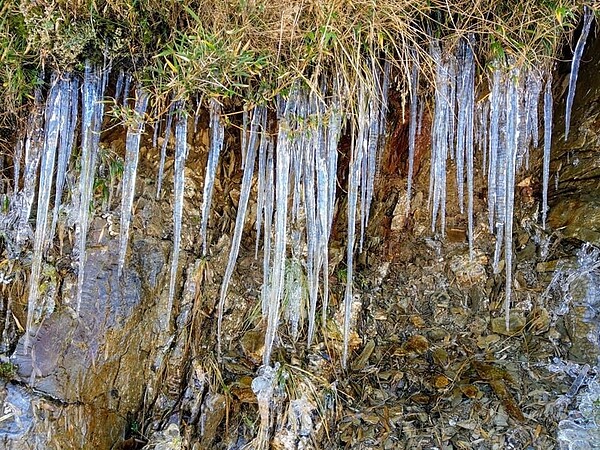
[4,215,171,448]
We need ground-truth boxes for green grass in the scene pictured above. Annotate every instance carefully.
[0,0,594,129]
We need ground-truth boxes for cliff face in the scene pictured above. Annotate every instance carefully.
[0,31,599,450]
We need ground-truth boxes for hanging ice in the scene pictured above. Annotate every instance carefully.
[565,6,594,140]
[263,96,292,366]
[454,39,475,257]
[15,88,44,252]
[117,88,149,275]
[343,94,364,366]
[165,102,188,327]
[429,42,452,236]
[218,106,265,355]
[503,67,520,329]
[200,99,224,255]
[24,76,62,351]
[50,76,79,241]
[156,105,174,199]
[542,77,553,229]
[75,63,109,313]
[406,57,419,216]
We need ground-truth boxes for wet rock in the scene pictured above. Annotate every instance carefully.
[0,384,33,441]
[7,225,171,448]
[490,312,526,336]
[564,276,600,364]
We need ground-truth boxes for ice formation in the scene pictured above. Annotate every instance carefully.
[117,88,149,275]
[4,6,595,366]
[166,103,188,327]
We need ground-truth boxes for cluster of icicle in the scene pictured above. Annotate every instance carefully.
[218,66,389,366]
[3,7,594,364]
[423,9,594,328]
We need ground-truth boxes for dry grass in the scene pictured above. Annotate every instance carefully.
[0,0,593,126]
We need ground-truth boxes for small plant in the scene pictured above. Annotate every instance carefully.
[0,362,17,379]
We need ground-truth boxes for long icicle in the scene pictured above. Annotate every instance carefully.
[565,6,594,140]
[50,75,79,241]
[504,67,520,330]
[218,106,264,356]
[542,76,553,229]
[166,102,188,328]
[118,88,149,275]
[343,86,367,367]
[264,96,292,366]
[24,76,62,351]
[156,104,174,199]
[200,99,224,255]
[406,57,419,216]
[76,63,108,313]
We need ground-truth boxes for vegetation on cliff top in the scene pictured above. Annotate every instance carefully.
[0,0,595,128]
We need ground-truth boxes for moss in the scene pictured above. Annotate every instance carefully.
[0,362,17,379]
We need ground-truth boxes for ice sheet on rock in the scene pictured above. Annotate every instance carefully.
[200,99,224,255]
[565,6,594,140]
[166,103,188,328]
[117,88,149,275]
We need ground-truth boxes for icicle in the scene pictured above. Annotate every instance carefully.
[166,102,188,328]
[542,77,553,229]
[264,97,292,366]
[504,67,520,330]
[255,114,269,258]
[114,70,125,104]
[200,99,224,255]
[462,40,476,258]
[156,105,174,199]
[406,58,419,216]
[75,63,109,313]
[487,68,502,232]
[260,139,275,316]
[454,44,467,212]
[321,100,341,324]
[51,76,79,241]
[117,88,149,275]
[343,111,363,367]
[565,6,594,140]
[218,106,264,356]
[304,97,319,345]
[16,89,44,250]
[24,76,62,351]
[122,73,132,107]
[241,108,248,170]
[152,116,160,149]
[429,43,451,236]
[361,72,383,251]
